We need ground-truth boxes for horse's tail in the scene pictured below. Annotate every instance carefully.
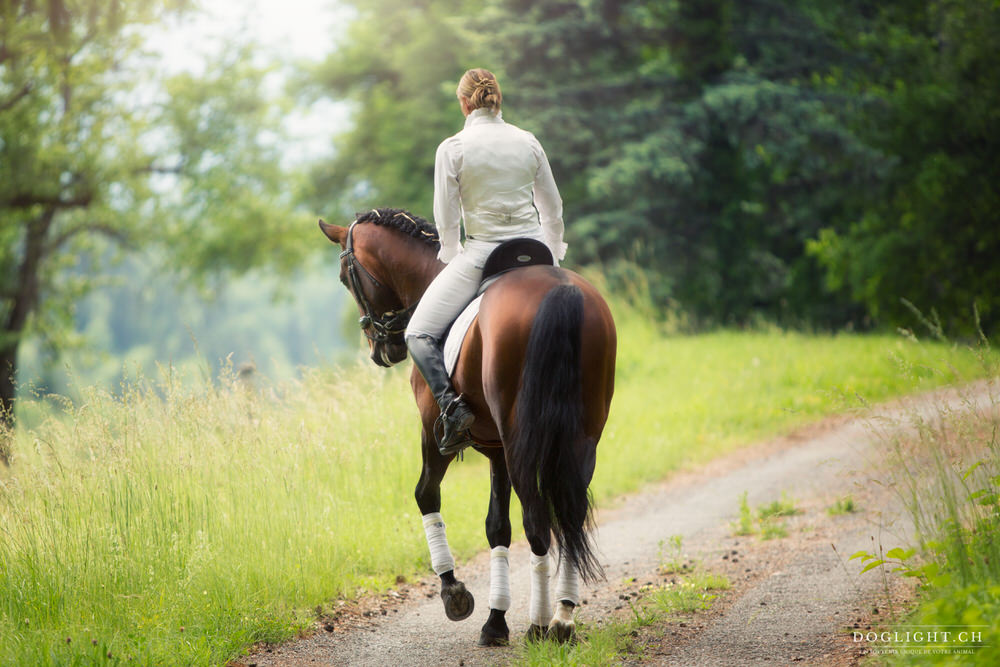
[508,283,603,583]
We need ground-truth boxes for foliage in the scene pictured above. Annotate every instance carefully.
[757,492,800,520]
[827,495,858,515]
[299,0,483,219]
[153,43,311,282]
[657,534,694,574]
[733,490,756,536]
[759,519,788,540]
[0,0,310,423]
[488,0,882,326]
[647,573,727,614]
[809,0,1000,336]
[731,489,799,539]
[856,346,1000,665]
[857,461,1000,665]
[305,0,1000,333]
[15,253,350,405]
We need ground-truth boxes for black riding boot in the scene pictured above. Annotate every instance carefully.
[407,334,475,456]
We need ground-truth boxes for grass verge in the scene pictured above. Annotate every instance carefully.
[854,349,999,664]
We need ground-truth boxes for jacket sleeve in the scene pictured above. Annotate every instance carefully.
[433,137,463,263]
[530,136,567,263]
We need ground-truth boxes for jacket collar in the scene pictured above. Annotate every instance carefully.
[464,107,503,128]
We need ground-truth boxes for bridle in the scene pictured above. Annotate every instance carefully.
[339,220,418,345]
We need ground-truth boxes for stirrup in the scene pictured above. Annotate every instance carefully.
[434,396,474,456]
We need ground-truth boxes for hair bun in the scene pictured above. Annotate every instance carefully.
[457,68,503,112]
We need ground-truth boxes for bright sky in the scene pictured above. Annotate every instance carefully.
[147,0,350,68]
[144,0,354,163]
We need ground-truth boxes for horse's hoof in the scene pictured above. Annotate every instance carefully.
[546,620,576,644]
[478,626,509,647]
[478,608,509,647]
[441,581,474,621]
[524,624,546,643]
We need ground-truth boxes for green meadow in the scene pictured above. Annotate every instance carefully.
[0,305,992,665]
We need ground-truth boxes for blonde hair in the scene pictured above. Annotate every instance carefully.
[456,68,502,113]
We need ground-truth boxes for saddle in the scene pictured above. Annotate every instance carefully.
[444,238,555,375]
[480,237,554,283]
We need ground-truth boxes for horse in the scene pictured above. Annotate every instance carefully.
[319,208,616,646]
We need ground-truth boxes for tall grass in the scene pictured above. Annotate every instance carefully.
[0,306,993,664]
[0,364,492,665]
[867,350,1000,665]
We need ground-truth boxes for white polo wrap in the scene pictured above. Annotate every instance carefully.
[554,553,580,605]
[489,546,512,611]
[529,551,551,626]
[422,512,455,575]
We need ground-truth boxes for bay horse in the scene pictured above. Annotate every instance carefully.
[319,208,616,646]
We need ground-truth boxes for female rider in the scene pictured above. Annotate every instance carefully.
[404,68,567,456]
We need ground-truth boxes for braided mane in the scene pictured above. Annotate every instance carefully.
[355,208,440,250]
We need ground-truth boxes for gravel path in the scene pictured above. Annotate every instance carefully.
[240,384,994,667]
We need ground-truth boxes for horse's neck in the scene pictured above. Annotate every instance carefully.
[370,232,440,307]
[396,255,440,306]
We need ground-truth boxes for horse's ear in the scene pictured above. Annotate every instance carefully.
[318,219,348,247]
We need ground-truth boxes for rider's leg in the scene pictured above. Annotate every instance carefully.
[406,252,484,455]
[407,335,474,455]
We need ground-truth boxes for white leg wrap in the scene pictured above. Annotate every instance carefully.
[529,552,551,627]
[422,512,455,575]
[489,546,511,611]
[554,552,580,605]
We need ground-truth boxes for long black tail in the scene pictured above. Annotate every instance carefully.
[508,283,603,582]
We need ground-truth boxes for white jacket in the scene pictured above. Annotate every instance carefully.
[433,108,567,263]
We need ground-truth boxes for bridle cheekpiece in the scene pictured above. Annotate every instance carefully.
[339,220,418,345]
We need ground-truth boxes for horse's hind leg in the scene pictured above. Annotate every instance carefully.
[415,429,474,622]
[479,448,512,646]
[548,552,580,643]
[521,497,578,644]
[520,494,553,641]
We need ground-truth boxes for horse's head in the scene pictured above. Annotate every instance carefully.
[319,218,412,367]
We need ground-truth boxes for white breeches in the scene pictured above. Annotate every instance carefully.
[406,230,546,340]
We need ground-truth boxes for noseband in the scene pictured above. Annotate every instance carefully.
[340,220,418,345]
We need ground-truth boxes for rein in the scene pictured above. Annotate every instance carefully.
[340,220,418,345]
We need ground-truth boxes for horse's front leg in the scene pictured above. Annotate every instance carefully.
[479,448,513,646]
[415,428,474,622]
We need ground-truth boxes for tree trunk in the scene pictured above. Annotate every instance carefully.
[0,343,15,428]
[1,209,55,427]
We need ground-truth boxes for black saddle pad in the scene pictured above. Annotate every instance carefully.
[481,238,554,282]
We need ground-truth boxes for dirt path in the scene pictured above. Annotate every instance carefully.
[241,384,994,667]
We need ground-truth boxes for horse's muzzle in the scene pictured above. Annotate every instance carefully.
[371,341,408,367]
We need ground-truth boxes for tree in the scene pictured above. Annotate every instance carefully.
[809,0,1000,335]
[488,0,880,326]
[302,0,1000,332]
[301,0,486,219]
[0,0,308,424]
